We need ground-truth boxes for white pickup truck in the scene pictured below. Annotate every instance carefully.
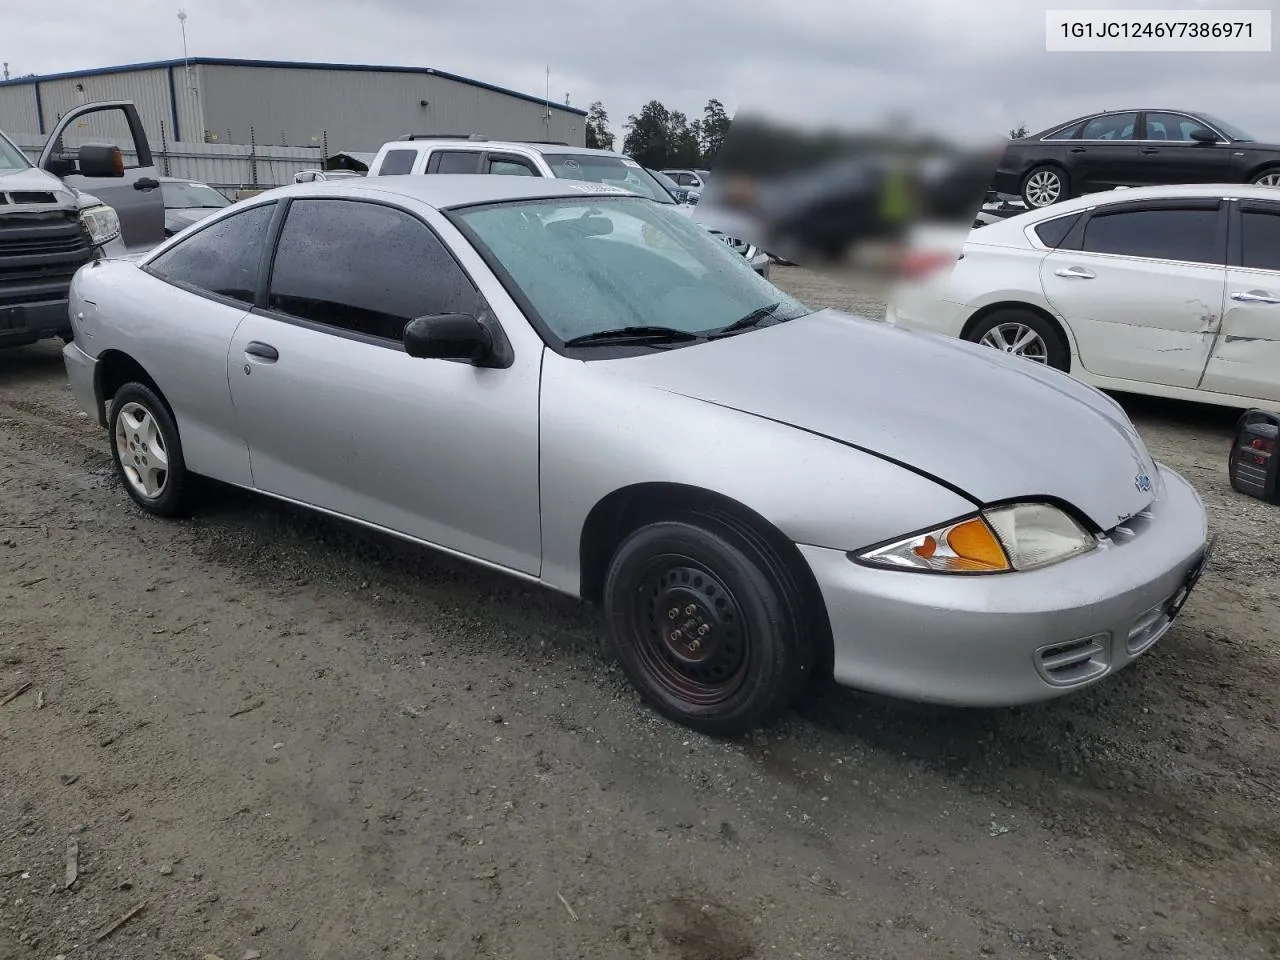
[0,100,165,348]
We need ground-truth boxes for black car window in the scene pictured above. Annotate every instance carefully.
[1080,113,1137,141]
[1034,213,1081,248]
[431,150,483,174]
[145,201,275,304]
[266,198,479,342]
[1042,122,1082,141]
[1080,207,1219,263]
[378,149,417,175]
[1240,208,1280,272]
[1144,113,1203,142]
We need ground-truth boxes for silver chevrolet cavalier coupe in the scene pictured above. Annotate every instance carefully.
[63,176,1211,736]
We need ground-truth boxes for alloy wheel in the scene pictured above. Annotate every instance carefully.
[1024,170,1062,207]
[979,322,1050,363]
[1254,172,1280,188]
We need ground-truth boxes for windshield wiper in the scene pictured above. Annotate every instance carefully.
[563,325,705,347]
[708,303,784,339]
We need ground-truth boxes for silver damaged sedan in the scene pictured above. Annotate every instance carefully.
[63,175,1212,736]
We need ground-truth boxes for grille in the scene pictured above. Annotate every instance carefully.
[1034,633,1110,686]
[0,191,59,205]
[0,210,94,307]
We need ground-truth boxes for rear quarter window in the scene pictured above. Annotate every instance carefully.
[1033,213,1081,248]
[377,149,417,176]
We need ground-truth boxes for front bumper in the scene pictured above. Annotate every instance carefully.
[749,250,771,278]
[63,340,103,427]
[801,464,1210,706]
[0,299,72,348]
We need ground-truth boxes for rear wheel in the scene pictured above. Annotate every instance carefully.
[107,382,199,517]
[1250,166,1280,188]
[966,309,1069,371]
[603,516,813,736]
[1021,166,1068,208]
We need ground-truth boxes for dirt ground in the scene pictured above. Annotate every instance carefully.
[1,265,1278,960]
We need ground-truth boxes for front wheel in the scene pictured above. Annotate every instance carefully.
[603,518,813,736]
[107,382,199,517]
[1021,166,1068,208]
[966,309,1069,371]
[1250,166,1280,188]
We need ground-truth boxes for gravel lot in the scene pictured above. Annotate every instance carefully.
[1,265,1278,960]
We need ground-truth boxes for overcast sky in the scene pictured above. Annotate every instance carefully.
[6,0,1278,146]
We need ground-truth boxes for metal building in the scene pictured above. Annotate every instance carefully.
[0,57,588,152]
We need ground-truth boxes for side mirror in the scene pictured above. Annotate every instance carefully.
[1189,128,1217,144]
[403,313,494,364]
[78,144,125,178]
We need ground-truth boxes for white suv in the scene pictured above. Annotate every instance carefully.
[367,136,769,277]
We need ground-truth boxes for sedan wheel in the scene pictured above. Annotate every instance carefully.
[1252,168,1280,187]
[603,518,812,736]
[108,382,199,517]
[967,309,1069,371]
[979,322,1050,363]
[1022,167,1066,208]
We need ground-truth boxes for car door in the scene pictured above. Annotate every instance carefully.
[1039,199,1227,387]
[1134,113,1235,186]
[37,101,164,251]
[126,200,280,487]
[1069,112,1142,191]
[226,195,543,575]
[1198,199,1280,403]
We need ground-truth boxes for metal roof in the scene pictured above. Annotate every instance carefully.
[0,57,589,117]
[248,173,643,210]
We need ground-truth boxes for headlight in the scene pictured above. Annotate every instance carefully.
[856,502,1095,574]
[79,204,121,247]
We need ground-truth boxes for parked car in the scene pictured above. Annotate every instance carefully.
[886,184,1280,411]
[648,168,696,204]
[994,109,1280,209]
[366,137,769,276]
[63,175,1210,735]
[160,177,231,236]
[0,99,164,348]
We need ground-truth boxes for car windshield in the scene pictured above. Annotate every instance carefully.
[454,196,808,346]
[1198,114,1254,142]
[161,181,231,209]
[0,130,31,172]
[543,154,676,204]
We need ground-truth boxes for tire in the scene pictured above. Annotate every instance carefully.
[1021,165,1069,208]
[966,309,1069,371]
[603,515,814,737]
[107,382,198,517]
[1250,166,1280,188]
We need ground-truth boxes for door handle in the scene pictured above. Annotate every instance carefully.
[1055,267,1096,279]
[1069,147,1086,153]
[245,341,279,361]
[1140,147,1160,154]
[1231,290,1280,304]
[134,177,160,190]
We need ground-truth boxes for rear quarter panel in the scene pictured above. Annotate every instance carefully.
[70,260,253,486]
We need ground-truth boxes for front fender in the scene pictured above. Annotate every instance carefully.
[537,350,977,595]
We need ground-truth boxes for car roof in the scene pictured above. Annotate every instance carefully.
[971,183,1280,243]
[254,174,645,210]
[382,139,621,158]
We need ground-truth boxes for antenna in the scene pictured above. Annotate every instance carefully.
[177,10,196,97]
[544,65,552,133]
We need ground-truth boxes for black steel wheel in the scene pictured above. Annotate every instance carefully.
[604,517,812,736]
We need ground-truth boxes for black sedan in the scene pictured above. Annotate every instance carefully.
[992,109,1280,208]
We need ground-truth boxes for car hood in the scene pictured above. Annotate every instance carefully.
[1241,140,1280,152]
[0,165,77,205]
[604,309,1159,531]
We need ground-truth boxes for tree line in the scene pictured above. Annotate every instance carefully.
[584,98,731,170]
